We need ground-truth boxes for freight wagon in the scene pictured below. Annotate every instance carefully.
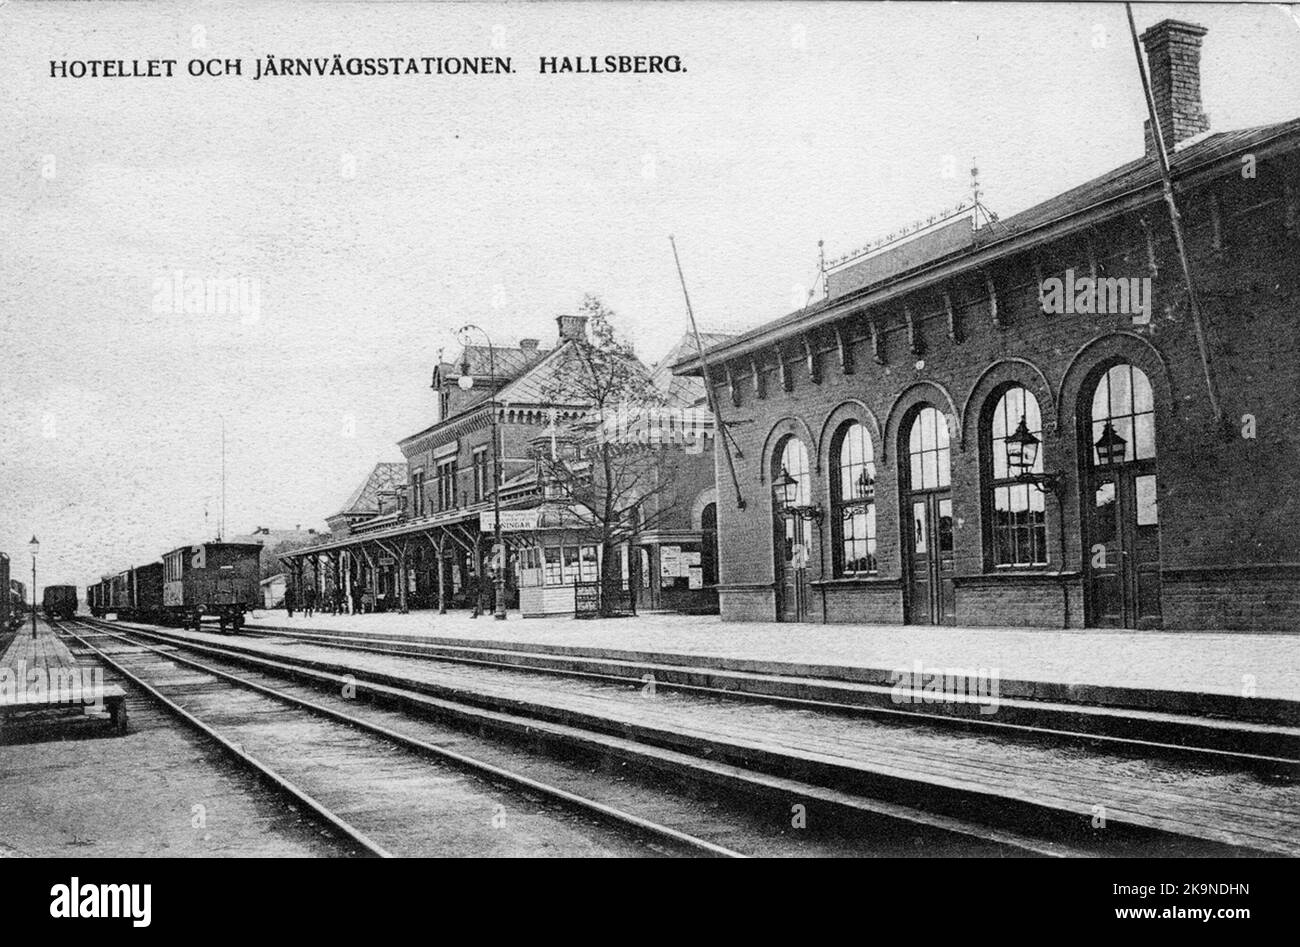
[162,542,261,631]
[100,563,166,622]
[42,585,78,620]
[1,553,8,631]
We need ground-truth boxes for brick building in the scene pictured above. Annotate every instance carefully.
[674,20,1300,631]
[284,314,724,617]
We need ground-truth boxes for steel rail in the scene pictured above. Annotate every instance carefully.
[229,622,1299,772]
[61,619,394,858]
[69,618,746,859]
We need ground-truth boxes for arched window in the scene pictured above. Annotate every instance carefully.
[773,436,813,573]
[831,422,877,576]
[1089,363,1156,466]
[907,406,951,491]
[775,436,811,506]
[987,385,1047,567]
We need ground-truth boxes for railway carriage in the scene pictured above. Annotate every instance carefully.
[104,563,165,622]
[42,585,78,620]
[10,578,27,622]
[162,542,261,632]
[88,575,113,617]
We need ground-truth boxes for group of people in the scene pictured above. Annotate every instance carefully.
[283,583,383,617]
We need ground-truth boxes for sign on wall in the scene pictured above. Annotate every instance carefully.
[660,545,681,577]
[480,509,541,532]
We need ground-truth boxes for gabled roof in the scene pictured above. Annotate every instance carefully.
[651,332,734,407]
[438,343,549,385]
[673,116,1300,372]
[335,462,406,517]
[491,339,595,405]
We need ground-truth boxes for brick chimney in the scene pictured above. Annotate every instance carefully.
[556,314,589,342]
[519,338,540,356]
[1140,19,1211,158]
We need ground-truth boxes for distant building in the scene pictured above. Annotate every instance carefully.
[283,316,727,617]
[260,573,287,609]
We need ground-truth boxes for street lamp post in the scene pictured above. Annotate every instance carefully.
[28,535,38,638]
[458,324,508,620]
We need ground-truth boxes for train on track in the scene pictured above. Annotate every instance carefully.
[1,553,17,631]
[89,541,262,632]
[42,584,79,620]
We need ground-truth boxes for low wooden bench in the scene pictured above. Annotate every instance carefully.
[0,686,128,734]
[1,625,128,735]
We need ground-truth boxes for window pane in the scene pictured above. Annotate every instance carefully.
[580,546,599,581]
[936,411,950,448]
[920,410,936,451]
[922,450,938,489]
[936,448,951,488]
[938,499,953,553]
[1109,365,1132,416]
[1132,368,1154,413]
[1135,474,1158,526]
[910,453,923,491]
[992,439,1008,480]
[1134,412,1155,461]
[1091,419,1108,466]
[1091,375,1109,425]
[1112,416,1133,459]
[1093,482,1117,545]
[913,501,928,553]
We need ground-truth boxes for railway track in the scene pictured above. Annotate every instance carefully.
[235,621,1300,770]
[61,618,748,858]
[69,617,1091,857]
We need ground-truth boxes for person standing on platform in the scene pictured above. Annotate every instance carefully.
[285,584,296,618]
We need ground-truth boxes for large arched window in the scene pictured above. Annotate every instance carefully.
[1090,363,1156,466]
[831,422,877,576]
[987,385,1048,567]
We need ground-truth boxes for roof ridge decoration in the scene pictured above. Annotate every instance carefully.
[826,200,976,272]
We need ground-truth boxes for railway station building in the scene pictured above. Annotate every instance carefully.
[282,315,725,617]
[673,20,1300,631]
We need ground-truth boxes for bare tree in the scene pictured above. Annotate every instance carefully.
[539,295,687,614]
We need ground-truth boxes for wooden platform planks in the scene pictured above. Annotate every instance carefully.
[0,622,127,733]
[0,624,80,674]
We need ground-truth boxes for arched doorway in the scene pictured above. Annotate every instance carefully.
[772,436,812,622]
[1082,362,1162,628]
[902,405,955,625]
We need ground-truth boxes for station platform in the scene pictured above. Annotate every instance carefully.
[1,621,79,675]
[240,610,1300,717]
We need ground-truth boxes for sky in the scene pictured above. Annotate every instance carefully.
[3,1,1300,590]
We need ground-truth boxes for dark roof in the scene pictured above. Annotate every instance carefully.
[651,332,734,407]
[673,116,1300,372]
[493,340,594,405]
[335,462,406,516]
[442,343,548,382]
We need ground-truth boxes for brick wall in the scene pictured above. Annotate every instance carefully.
[705,148,1300,631]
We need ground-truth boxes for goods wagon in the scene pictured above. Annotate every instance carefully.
[42,584,78,620]
[162,542,261,632]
